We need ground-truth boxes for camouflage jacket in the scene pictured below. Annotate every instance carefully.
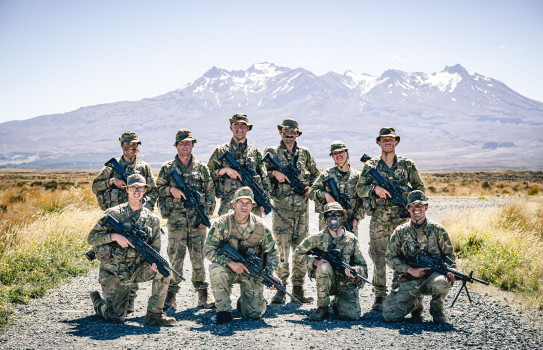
[356,155,425,216]
[263,141,319,210]
[207,138,271,198]
[87,203,161,277]
[294,227,368,283]
[203,212,279,274]
[309,166,364,221]
[156,155,216,220]
[386,219,456,282]
[92,156,158,211]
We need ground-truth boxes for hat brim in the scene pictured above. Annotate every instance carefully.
[231,196,256,205]
[329,148,348,156]
[406,200,428,208]
[229,119,253,130]
[376,136,400,144]
[174,138,197,146]
[277,125,302,136]
[123,183,151,190]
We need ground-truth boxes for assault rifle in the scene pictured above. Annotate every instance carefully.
[105,157,153,208]
[323,177,356,232]
[362,167,410,218]
[86,215,185,281]
[218,243,301,303]
[262,152,307,196]
[169,168,211,228]
[401,251,488,307]
[308,248,371,285]
[360,154,371,163]
[218,151,285,220]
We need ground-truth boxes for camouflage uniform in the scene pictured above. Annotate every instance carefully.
[294,216,368,320]
[383,218,455,322]
[264,138,319,288]
[87,202,170,323]
[156,154,215,294]
[203,205,279,319]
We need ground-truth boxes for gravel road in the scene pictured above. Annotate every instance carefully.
[1,196,541,349]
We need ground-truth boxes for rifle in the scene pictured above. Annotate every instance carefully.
[105,157,153,208]
[401,251,488,307]
[308,248,371,285]
[218,151,285,220]
[362,167,410,218]
[168,168,211,228]
[218,243,301,303]
[360,154,371,163]
[262,152,307,196]
[323,177,356,232]
[86,215,185,281]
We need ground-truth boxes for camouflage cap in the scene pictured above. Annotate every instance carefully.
[231,186,256,205]
[329,140,348,156]
[229,113,253,130]
[119,130,141,144]
[323,202,346,217]
[173,128,197,146]
[123,174,151,189]
[376,127,400,144]
[277,118,302,136]
[406,190,428,208]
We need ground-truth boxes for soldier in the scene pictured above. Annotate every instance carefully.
[264,118,320,304]
[204,187,280,324]
[294,202,368,321]
[207,113,271,216]
[91,130,158,313]
[383,190,456,324]
[309,141,364,233]
[156,129,215,310]
[356,127,425,311]
[88,174,175,326]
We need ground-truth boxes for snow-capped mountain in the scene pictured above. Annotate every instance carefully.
[1,62,542,170]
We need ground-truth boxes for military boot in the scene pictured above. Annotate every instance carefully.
[410,298,424,321]
[271,290,286,304]
[309,307,330,321]
[126,296,135,314]
[163,291,177,311]
[144,311,176,326]
[211,311,232,325]
[197,289,215,309]
[292,286,314,303]
[371,296,386,311]
[430,308,447,324]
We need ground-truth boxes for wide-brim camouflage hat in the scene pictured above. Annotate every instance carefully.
[231,186,256,205]
[277,118,302,136]
[323,202,346,217]
[376,127,400,144]
[229,113,253,130]
[123,174,151,189]
[119,130,141,144]
[173,128,197,146]
[329,140,348,156]
[406,190,428,208]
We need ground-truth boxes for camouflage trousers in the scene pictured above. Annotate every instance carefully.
[167,214,208,292]
[92,265,170,323]
[369,211,406,298]
[314,262,362,320]
[383,272,452,322]
[218,195,263,217]
[209,263,266,319]
[272,207,309,286]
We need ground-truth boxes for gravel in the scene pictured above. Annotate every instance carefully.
[1,196,541,349]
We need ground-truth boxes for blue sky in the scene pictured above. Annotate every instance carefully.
[1,0,542,123]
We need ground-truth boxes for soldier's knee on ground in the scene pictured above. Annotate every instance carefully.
[382,292,409,322]
[338,290,361,321]
[240,290,266,319]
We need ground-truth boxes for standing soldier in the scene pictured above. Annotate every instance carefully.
[309,141,364,233]
[88,174,175,326]
[156,129,215,310]
[294,202,368,321]
[204,187,280,324]
[91,130,158,313]
[356,127,425,311]
[207,113,271,216]
[263,118,319,304]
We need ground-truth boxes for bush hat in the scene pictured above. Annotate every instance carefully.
[329,141,348,156]
[323,202,346,218]
[119,131,141,144]
[231,186,256,205]
[376,127,400,144]
[406,190,428,208]
[174,128,197,146]
[277,118,302,136]
[123,174,151,190]
[229,113,253,130]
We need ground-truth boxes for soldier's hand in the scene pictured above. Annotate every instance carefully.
[313,259,328,267]
[374,186,392,199]
[228,261,249,275]
[268,276,283,290]
[345,268,356,279]
[324,193,336,203]
[150,263,159,274]
[111,233,134,249]
[109,177,126,189]
[352,219,358,230]
[220,167,242,181]
[407,266,431,278]
[260,206,266,214]
[446,272,456,282]
[304,186,310,199]
[271,170,290,183]
[170,187,187,200]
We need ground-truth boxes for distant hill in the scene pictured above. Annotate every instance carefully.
[1,62,542,170]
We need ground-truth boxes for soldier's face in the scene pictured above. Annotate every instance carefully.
[127,185,147,201]
[326,212,343,230]
[332,150,348,166]
[230,122,249,141]
[233,198,253,217]
[378,137,398,153]
[122,142,139,158]
[408,203,428,222]
[280,129,299,145]
[176,141,193,157]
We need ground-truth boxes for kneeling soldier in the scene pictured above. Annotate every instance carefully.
[294,202,368,321]
[88,174,175,326]
[383,190,456,324]
[204,187,280,324]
